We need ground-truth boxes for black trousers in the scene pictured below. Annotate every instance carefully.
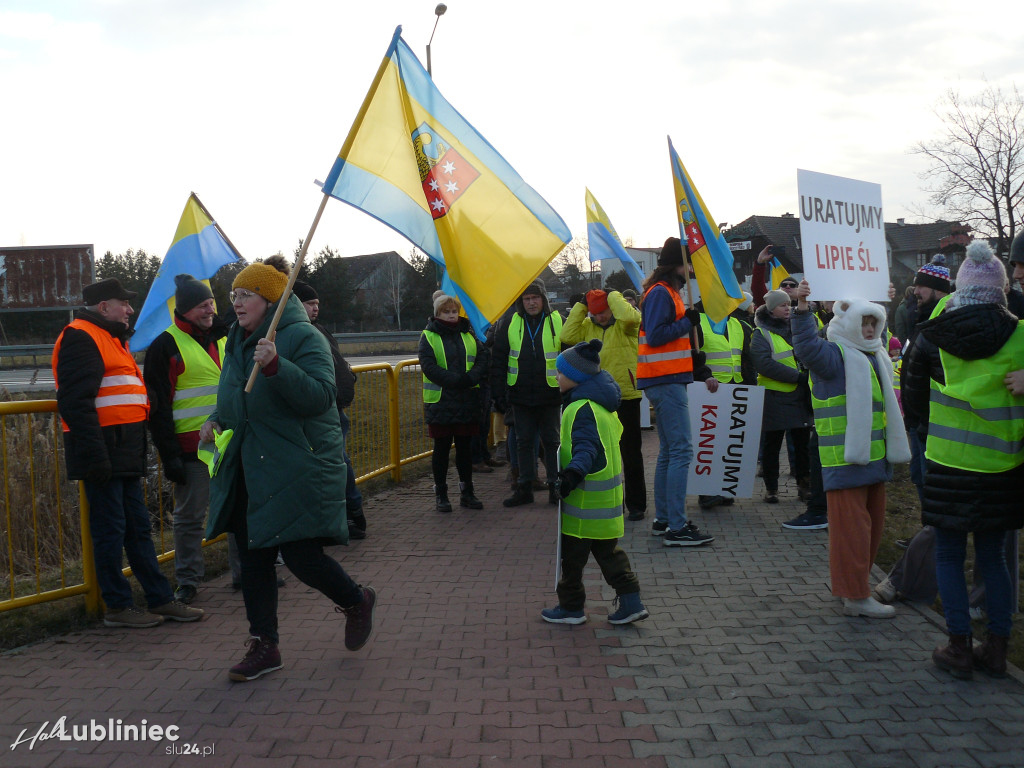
[617,397,647,514]
[432,434,473,490]
[762,427,810,493]
[230,482,361,644]
[557,534,639,611]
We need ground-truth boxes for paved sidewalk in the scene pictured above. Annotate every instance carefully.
[2,430,1023,768]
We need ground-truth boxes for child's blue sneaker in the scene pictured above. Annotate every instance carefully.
[607,593,649,625]
[541,605,587,624]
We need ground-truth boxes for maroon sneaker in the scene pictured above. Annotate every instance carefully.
[228,635,282,682]
[338,586,376,651]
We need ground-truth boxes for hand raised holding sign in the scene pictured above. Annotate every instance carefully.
[796,280,811,311]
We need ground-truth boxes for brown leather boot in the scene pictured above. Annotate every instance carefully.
[973,634,1009,678]
[932,634,973,680]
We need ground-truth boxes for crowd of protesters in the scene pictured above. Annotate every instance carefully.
[51,229,1024,683]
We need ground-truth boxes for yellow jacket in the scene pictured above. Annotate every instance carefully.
[560,290,641,400]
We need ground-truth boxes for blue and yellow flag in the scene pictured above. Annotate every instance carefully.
[131,193,242,352]
[322,26,570,337]
[585,188,643,293]
[668,137,744,330]
[768,256,791,290]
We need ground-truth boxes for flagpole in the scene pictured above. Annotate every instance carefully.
[243,193,330,393]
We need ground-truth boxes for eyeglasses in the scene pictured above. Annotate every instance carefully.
[229,289,258,303]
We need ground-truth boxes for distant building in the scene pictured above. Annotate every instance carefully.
[339,251,419,329]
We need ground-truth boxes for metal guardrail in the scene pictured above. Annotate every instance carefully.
[0,332,423,366]
[0,359,428,618]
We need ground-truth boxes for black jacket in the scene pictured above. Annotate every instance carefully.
[311,322,356,416]
[419,316,489,426]
[902,302,1024,532]
[55,310,148,480]
[751,306,812,432]
[490,293,562,409]
[143,312,229,463]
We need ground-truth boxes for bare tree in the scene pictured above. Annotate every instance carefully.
[381,252,406,329]
[912,82,1024,255]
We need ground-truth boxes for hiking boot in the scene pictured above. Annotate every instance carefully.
[151,600,204,623]
[349,511,367,532]
[973,634,1009,678]
[503,484,534,508]
[933,634,973,680]
[460,481,483,509]
[548,483,559,505]
[173,584,198,604]
[228,635,282,681]
[782,512,828,530]
[435,484,452,514]
[541,605,587,624]
[664,522,714,547]
[103,606,164,628]
[472,461,494,474]
[607,593,649,625]
[348,521,366,540]
[764,492,779,504]
[842,597,895,619]
[651,520,669,536]
[874,577,898,604]
[627,509,645,521]
[337,586,376,651]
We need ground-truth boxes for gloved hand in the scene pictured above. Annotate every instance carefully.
[558,469,584,499]
[456,373,473,389]
[684,308,701,326]
[163,457,188,486]
[84,458,112,485]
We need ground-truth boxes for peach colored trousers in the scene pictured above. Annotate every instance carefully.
[826,482,886,599]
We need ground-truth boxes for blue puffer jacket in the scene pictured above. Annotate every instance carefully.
[790,310,894,492]
[561,370,622,479]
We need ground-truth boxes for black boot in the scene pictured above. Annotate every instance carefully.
[435,484,452,514]
[460,481,483,509]
[973,634,1009,678]
[933,634,973,680]
[503,483,534,508]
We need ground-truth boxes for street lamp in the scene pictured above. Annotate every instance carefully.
[426,3,447,77]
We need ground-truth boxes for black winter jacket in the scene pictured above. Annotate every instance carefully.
[489,295,563,409]
[902,302,1024,532]
[419,316,489,426]
[55,310,148,480]
[143,312,229,463]
[751,306,812,432]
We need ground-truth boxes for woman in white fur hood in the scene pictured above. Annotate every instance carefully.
[790,281,911,620]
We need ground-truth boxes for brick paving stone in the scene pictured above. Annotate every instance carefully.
[4,431,1024,767]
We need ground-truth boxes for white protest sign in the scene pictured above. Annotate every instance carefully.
[797,169,889,301]
[686,384,765,498]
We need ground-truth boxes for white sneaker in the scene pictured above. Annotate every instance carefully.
[874,578,897,604]
[843,597,896,619]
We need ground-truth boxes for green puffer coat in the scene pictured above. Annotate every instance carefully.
[206,294,348,549]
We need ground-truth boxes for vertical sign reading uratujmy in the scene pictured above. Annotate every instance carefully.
[797,169,889,301]
[686,384,765,499]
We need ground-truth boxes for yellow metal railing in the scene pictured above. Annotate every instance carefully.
[0,360,428,618]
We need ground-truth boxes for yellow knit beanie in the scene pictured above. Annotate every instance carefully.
[232,259,290,303]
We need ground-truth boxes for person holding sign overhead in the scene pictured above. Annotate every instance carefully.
[791,279,910,619]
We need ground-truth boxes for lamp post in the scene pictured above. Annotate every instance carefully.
[426,3,447,77]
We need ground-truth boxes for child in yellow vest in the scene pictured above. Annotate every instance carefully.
[542,340,648,625]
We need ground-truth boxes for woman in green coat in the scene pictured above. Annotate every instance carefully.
[201,256,375,682]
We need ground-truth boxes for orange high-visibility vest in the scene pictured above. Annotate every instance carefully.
[637,281,693,381]
[52,319,150,430]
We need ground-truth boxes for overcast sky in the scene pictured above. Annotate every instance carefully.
[1,0,1021,267]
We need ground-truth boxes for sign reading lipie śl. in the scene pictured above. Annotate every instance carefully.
[797,169,889,301]
[686,384,765,499]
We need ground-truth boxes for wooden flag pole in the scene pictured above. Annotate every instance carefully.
[677,239,701,351]
[243,193,331,393]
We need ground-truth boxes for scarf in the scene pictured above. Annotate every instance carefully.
[826,299,911,466]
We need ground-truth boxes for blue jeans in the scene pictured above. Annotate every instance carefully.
[935,527,1013,637]
[645,383,693,531]
[83,477,174,610]
[340,411,363,514]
